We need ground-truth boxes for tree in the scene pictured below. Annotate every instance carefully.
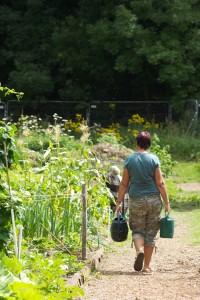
[1,0,200,112]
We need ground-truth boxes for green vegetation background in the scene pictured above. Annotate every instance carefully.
[1,1,200,112]
[0,106,199,298]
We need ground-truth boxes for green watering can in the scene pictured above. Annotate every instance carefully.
[160,212,174,238]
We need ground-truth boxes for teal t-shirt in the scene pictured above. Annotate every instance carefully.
[124,152,160,197]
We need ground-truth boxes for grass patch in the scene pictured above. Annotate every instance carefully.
[170,161,200,183]
[165,161,200,245]
[186,209,200,245]
[173,210,200,245]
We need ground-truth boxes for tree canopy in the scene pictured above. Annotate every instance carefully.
[1,0,200,112]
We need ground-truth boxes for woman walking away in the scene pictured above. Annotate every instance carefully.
[116,131,170,274]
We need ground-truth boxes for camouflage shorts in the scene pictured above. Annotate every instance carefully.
[129,194,162,246]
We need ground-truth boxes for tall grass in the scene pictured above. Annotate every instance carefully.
[146,121,200,161]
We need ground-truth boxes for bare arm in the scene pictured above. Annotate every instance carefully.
[155,168,170,213]
[116,168,129,213]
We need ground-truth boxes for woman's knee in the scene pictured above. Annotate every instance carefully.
[144,234,156,247]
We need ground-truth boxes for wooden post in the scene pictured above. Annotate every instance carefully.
[11,208,18,257]
[17,225,23,260]
[81,182,87,260]
[108,206,111,238]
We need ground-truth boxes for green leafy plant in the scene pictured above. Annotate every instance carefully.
[0,86,24,102]
[0,122,19,169]
[151,133,173,177]
[0,122,24,252]
[0,252,84,299]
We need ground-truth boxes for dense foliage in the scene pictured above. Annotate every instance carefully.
[0,252,84,299]
[1,1,200,112]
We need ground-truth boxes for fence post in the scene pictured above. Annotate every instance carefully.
[81,182,87,260]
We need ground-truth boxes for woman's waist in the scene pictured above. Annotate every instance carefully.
[129,193,161,207]
[129,183,159,197]
[129,193,160,201]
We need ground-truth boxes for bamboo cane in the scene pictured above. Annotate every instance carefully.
[17,225,23,260]
[3,142,18,257]
[81,182,87,260]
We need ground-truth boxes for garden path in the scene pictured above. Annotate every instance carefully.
[178,182,200,192]
[82,208,200,300]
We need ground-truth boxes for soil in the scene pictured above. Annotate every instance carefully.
[82,183,200,300]
[178,183,200,192]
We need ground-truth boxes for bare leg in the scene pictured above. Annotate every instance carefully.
[133,237,145,271]
[133,237,144,253]
[143,246,154,270]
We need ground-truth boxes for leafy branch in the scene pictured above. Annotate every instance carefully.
[0,86,24,102]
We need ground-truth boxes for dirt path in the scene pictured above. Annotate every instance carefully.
[82,213,200,300]
[178,182,200,192]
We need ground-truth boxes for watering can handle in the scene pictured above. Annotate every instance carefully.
[122,200,125,216]
[117,212,123,219]
[165,212,169,218]
[117,213,120,221]
[115,199,125,217]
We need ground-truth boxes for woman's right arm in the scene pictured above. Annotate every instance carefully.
[155,168,170,213]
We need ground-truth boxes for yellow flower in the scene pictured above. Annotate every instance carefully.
[128,114,144,125]
[132,130,139,137]
[143,122,151,129]
[75,114,82,121]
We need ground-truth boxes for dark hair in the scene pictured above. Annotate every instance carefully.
[136,131,151,150]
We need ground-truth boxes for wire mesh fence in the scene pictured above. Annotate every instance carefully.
[4,100,173,126]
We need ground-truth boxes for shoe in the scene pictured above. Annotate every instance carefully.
[142,268,152,275]
[134,252,144,271]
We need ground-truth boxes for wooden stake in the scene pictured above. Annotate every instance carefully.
[81,182,87,260]
[17,225,23,260]
[3,142,18,257]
